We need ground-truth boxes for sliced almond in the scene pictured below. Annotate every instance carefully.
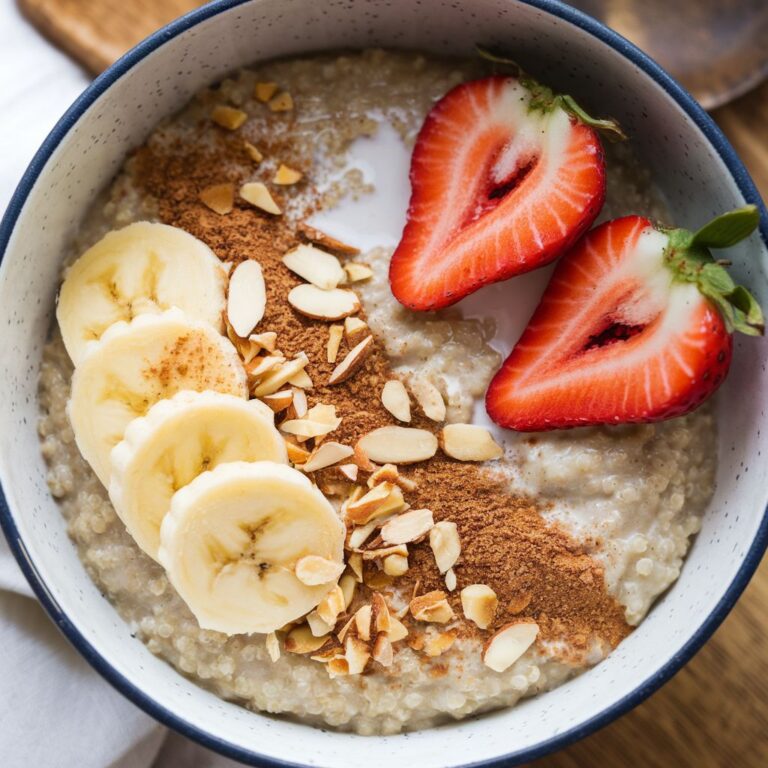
[424,630,457,658]
[429,520,461,574]
[240,182,281,215]
[326,324,344,363]
[211,104,247,130]
[265,632,280,662]
[227,260,266,337]
[482,621,539,673]
[262,389,293,412]
[383,553,409,577]
[303,441,354,472]
[282,243,345,290]
[306,610,334,638]
[361,544,408,561]
[269,91,294,112]
[316,585,345,626]
[244,141,263,162]
[372,633,393,667]
[344,263,373,283]
[199,183,235,215]
[460,584,498,630]
[357,426,438,465]
[347,519,378,550]
[328,336,374,385]
[326,655,350,678]
[285,625,329,654]
[288,284,360,321]
[410,590,455,624]
[354,604,372,642]
[381,380,411,423]
[388,616,409,642]
[281,417,340,440]
[298,222,360,256]
[248,331,277,354]
[252,353,309,396]
[295,556,345,586]
[344,316,369,346]
[284,439,310,465]
[346,482,406,525]
[352,443,376,472]
[441,424,503,462]
[381,509,434,545]
[273,164,303,185]
[445,568,457,592]
[371,592,391,634]
[410,377,446,422]
[291,387,308,418]
[288,369,313,389]
[345,635,370,675]
[254,81,278,102]
[246,354,285,380]
[339,573,357,609]
[367,463,399,488]
[338,463,358,482]
[347,552,363,583]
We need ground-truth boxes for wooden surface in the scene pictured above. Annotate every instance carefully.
[16,1,768,765]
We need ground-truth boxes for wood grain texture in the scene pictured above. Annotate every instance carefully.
[16,1,768,764]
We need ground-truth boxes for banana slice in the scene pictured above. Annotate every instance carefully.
[110,391,287,561]
[159,461,345,635]
[57,221,227,364]
[68,309,247,486]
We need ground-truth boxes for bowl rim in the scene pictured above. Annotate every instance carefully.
[1,0,767,765]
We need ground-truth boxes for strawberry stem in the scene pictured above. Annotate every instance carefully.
[475,45,626,141]
[663,206,764,336]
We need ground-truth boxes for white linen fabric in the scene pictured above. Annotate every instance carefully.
[0,5,244,767]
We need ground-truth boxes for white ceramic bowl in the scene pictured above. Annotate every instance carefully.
[1,1,767,765]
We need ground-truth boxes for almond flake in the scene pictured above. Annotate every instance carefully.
[262,389,293,412]
[441,424,503,462]
[285,625,329,654]
[372,633,393,667]
[482,621,539,672]
[347,552,363,582]
[244,141,263,162]
[354,604,372,641]
[284,439,310,465]
[254,81,279,102]
[346,482,406,525]
[281,418,339,440]
[211,105,247,130]
[282,243,345,290]
[265,632,281,662]
[199,183,235,215]
[338,463,358,482]
[246,354,285,380]
[328,336,374,385]
[240,182,281,215]
[289,369,313,389]
[357,426,438,465]
[371,592,391,634]
[295,556,344,586]
[306,610,334,638]
[288,284,360,321]
[227,260,266,337]
[298,222,360,256]
[291,386,308,418]
[383,553,409,577]
[336,615,355,644]
[381,380,411,423]
[367,464,399,488]
[252,353,309,396]
[304,442,354,472]
[273,164,303,185]
[344,263,373,283]
[347,519,378,550]
[461,584,498,630]
[444,568,457,592]
[381,509,434,545]
[344,316,369,346]
[316,585,345,626]
[269,91,294,112]
[248,331,278,354]
[326,324,344,363]
[429,521,461,574]
[339,573,357,609]
[388,616,409,642]
[345,635,370,675]
[361,544,408,561]
[423,630,457,657]
[410,591,455,624]
[352,444,376,472]
[410,377,446,422]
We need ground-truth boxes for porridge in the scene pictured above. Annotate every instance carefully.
[39,49,759,736]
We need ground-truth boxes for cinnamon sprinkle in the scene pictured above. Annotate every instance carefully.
[130,106,631,667]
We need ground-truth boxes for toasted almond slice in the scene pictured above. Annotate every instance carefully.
[269,91,294,112]
[354,604,372,642]
[423,630,457,657]
[347,519,378,550]
[199,183,235,215]
[429,520,461,574]
[345,635,370,675]
[361,544,408,561]
[344,316,369,346]
[254,81,279,102]
[346,482,406,525]
[246,354,285,379]
[304,441,354,472]
[372,633,393,667]
[328,336,374,385]
[388,616,409,642]
[461,584,498,630]
[295,555,345,586]
[410,377,446,422]
[306,610,334,638]
[211,105,247,130]
[444,568,457,592]
[371,592,391,634]
[298,222,360,256]
[244,141,263,162]
[410,591,455,624]
[240,182,281,215]
[357,426,438,465]
[338,463,359,482]
[284,439,310,464]
[344,263,373,283]
[339,573,357,609]
[281,418,340,439]
[253,353,309,396]
[262,389,293,412]
[282,243,345,290]
[291,386,308,418]
[441,424,503,462]
[227,260,266,337]
[285,625,330,654]
[482,621,539,672]
[367,464,398,488]
[321,324,344,363]
[352,443,376,472]
[316,584,345,626]
[288,284,360,321]
[273,164,303,185]
[381,380,411,423]
[381,508,434,545]
[249,331,277,353]
[383,553,409,577]
[265,632,281,662]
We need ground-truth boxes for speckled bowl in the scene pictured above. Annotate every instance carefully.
[1,1,767,766]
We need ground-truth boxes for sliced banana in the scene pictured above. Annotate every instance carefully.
[68,309,247,486]
[57,221,228,364]
[159,461,345,635]
[110,391,287,561]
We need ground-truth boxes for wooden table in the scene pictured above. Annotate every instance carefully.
[16,1,768,765]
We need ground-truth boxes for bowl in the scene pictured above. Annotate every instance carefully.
[1,1,767,766]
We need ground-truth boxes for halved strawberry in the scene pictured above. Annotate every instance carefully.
[389,73,620,310]
[486,207,764,431]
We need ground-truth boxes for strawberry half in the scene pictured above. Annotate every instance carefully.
[390,70,622,311]
[486,207,764,431]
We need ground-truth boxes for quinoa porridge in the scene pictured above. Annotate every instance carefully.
[38,50,718,735]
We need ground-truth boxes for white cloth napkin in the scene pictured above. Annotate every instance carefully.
[0,6,244,767]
